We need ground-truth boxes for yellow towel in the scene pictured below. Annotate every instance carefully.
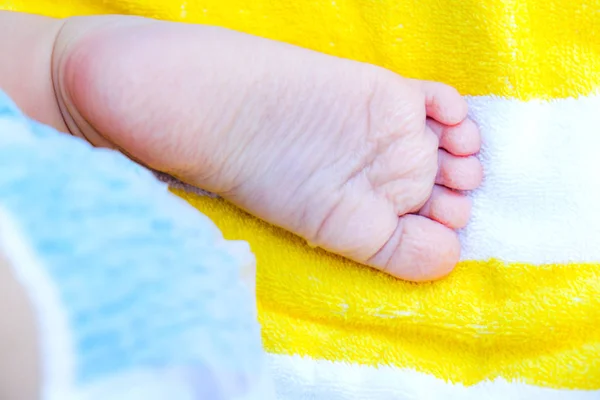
[5,0,600,397]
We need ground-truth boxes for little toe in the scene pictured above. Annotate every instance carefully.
[436,150,483,191]
[412,80,468,125]
[367,214,460,281]
[427,118,481,156]
[418,185,472,229]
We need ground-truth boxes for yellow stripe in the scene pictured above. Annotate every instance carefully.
[176,192,600,389]
[5,0,600,99]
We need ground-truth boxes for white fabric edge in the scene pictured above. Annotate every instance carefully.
[72,364,276,400]
[0,205,76,400]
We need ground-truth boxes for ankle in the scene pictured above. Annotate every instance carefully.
[51,15,153,149]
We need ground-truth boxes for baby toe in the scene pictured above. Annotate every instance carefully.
[418,185,472,229]
[411,79,468,125]
[367,214,460,282]
[427,118,481,156]
[436,150,483,191]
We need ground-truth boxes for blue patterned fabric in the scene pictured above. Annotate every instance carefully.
[0,90,272,399]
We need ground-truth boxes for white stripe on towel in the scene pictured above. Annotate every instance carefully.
[460,94,600,264]
[268,353,599,400]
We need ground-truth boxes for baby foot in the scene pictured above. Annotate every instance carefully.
[52,16,482,281]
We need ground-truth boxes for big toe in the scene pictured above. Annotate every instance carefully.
[367,215,460,281]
